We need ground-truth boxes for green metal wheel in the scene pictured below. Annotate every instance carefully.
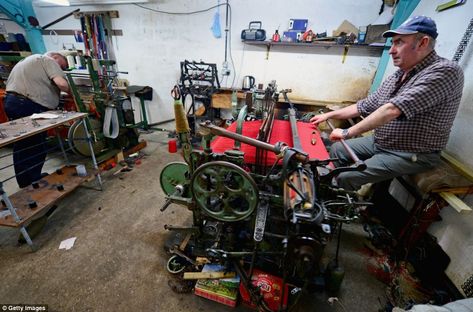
[191,161,258,222]
[160,162,190,197]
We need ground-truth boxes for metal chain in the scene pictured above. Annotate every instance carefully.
[453,18,473,62]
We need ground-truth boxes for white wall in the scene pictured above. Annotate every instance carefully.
[32,0,383,123]
[381,0,473,295]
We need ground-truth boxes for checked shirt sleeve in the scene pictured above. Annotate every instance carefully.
[390,64,464,120]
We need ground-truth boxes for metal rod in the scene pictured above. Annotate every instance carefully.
[42,8,81,30]
[325,119,362,164]
[56,130,70,166]
[0,185,34,250]
[282,90,303,151]
[81,118,102,189]
[224,0,229,63]
[200,121,280,154]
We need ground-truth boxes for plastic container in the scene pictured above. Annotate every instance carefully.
[76,164,87,177]
[168,139,177,153]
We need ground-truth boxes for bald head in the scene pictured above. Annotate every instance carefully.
[46,52,68,70]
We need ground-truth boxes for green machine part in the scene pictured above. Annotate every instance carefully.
[160,162,191,198]
[190,161,259,222]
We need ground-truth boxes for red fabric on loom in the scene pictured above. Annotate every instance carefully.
[211,120,329,165]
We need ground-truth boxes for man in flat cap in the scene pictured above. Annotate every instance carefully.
[311,16,464,191]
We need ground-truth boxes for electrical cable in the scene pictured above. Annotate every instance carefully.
[49,29,59,45]
[134,2,234,88]
[133,3,227,15]
[234,42,247,90]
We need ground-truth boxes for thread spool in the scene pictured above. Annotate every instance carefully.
[174,101,190,133]
[168,139,177,153]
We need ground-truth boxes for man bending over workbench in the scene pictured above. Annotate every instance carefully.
[4,52,69,188]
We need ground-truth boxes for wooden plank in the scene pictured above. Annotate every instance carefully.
[441,151,473,182]
[439,192,472,214]
[183,271,236,280]
[211,93,232,109]
[0,166,93,227]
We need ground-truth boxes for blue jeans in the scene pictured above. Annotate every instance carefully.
[329,135,441,191]
[4,94,49,188]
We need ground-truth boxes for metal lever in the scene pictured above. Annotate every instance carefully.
[160,185,184,212]
[324,118,365,169]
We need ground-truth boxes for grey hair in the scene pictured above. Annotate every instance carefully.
[414,33,436,50]
[46,52,67,62]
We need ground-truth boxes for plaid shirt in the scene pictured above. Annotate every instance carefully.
[357,51,464,153]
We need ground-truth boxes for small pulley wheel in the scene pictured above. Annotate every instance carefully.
[166,255,187,274]
[191,161,258,222]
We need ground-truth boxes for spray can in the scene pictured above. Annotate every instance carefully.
[272,30,280,42]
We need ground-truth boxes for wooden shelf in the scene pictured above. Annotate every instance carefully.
[0,166,95,228]
[0,51,31,62]
[243,40,386,53]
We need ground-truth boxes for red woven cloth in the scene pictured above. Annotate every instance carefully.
[211,120,329,165]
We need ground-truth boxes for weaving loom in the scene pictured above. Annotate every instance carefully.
[159,86,368,311]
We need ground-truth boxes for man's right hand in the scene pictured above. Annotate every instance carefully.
[310,113,327,126]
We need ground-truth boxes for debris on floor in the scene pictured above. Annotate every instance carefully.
[59,237,77,250]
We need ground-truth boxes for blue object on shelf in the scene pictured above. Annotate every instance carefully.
[14,33,26,42]
[0,42,12,51]
[283,31,302,42]
[289,19,308,31]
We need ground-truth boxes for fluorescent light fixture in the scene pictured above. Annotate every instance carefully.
[35,0,148,6]
[39,0,70,5]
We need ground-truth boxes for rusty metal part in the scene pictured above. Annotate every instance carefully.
[200,121,309,163]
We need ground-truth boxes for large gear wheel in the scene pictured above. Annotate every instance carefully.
[191,161,258,222]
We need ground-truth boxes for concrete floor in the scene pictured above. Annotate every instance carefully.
[0,129,387,312]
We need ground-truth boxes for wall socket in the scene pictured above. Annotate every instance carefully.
[222,61,231,76]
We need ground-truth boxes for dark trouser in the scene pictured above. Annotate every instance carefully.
[4,94,48,188]
[329,135,441,191]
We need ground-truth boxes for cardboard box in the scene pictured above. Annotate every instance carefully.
[365,24,390,45]
[194,264,240,307]
[289,19,308,31]
[239,269,289,311]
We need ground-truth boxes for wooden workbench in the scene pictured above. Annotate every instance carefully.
[0,111,101,250]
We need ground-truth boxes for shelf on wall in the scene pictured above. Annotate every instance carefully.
[0,51,31,62]
[242,40,386,58]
